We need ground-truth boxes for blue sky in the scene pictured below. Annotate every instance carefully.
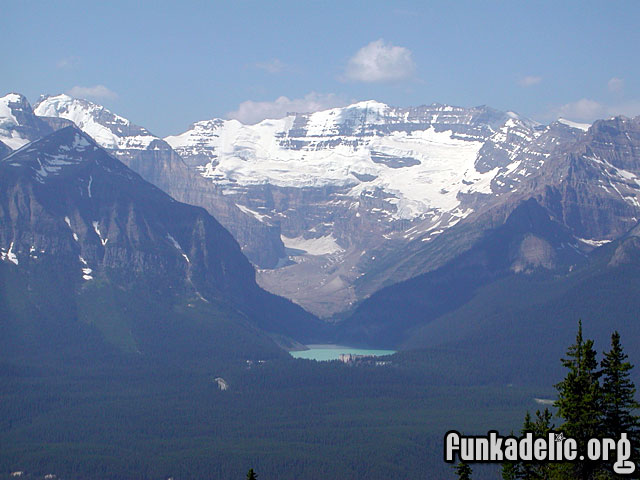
[3,0,639,136]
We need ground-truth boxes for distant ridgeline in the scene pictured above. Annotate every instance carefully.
[2,92,640,479]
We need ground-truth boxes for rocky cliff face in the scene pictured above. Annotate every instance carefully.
[533,116,640,241]
[0,141,10,159]
[165,102,606,316]
[33,95,285,268]
[14,92,640,319]
[0,126,322,360]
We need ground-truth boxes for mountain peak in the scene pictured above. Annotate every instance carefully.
[34,94,158,150]
[346,99,389,110]
[1,125,131,184]
[1,92,52,150]
[1,92,29,106]
[37,93,73,103]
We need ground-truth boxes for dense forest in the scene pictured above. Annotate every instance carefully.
[0,349,545,480]
[2,322,638,479]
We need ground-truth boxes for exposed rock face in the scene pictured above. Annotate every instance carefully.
[0,93,52,149]
[33,95,284,268]
[533,116,640,241]
[13,93,640,319]
[0,141,10,159]
[0,126,322,350]
[608,236,640,267]
[338,198,585,346]
[165,102,598,316]
[510,234,557,273]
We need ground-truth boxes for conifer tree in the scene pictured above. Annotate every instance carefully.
[454,461,472,480]
[554,321,603,480]
[529,409,555,479]
[520,412,536,480]
[502,409,555,479]
[600,331,640,475]
[601,331,639,437]
[501,428,522,480]
[246,468,257,480]
[501,459,520,480]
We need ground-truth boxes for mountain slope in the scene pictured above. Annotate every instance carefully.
[338,196,640,384]
[0,93,52,150]
[33,94,285,267]
[338,198,585,346]
[165,102,591,316]
[396,231,640,385]
[28,95,640,322]
[0,126,322,366]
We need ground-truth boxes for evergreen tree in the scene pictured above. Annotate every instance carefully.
[246,468,257,480]
[454,461,472,480]
[501,459,520,480]
[502,409,555,479]
[554,321,603,480]
[529,409,555,479]
[601,331,640,437]
[520,412,536,480]
[501,429,522,480]
[600,331,640,475]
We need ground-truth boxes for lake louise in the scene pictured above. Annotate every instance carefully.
[290,344,396,361]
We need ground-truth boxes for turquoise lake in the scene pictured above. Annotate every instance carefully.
[290,344,396,361]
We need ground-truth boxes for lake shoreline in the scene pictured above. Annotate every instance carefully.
[290,344,396,361]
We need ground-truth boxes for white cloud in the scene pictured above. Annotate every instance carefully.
[344,39,415,83]
[227,92,347,124]
[608,77,624,93]
[518,76,542,87]
[556,98,604,121]
[255,58,286,74]
[66,85,118,100]
[552,98,640,122]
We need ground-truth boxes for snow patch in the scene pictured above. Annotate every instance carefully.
[92,221,108,246]
[578,237,612,247]
[1,242,19,265]
[167,233,190,263]
[557,118,591,131]
[0,94,31,149]
[236,204,269,223]
[281,234,343,256]
[79,256,93,280]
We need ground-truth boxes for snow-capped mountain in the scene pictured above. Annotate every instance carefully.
[165,101,598,316]
[34,94,160,149]
[9,92,640,319]
[168,101,508,220]
[0,93,52,153]
[0,125,321,363]
[33,94,285,267]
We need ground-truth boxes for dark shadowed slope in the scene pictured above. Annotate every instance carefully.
[0,126,324,368]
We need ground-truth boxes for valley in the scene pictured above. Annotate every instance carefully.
[2,91,640,479]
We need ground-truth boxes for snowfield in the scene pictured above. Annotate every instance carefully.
[166,101,522,220]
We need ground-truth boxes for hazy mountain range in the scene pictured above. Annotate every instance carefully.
[4,90,640,480]
[2,92,640,353]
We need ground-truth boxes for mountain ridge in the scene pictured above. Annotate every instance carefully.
[0,125,323,366]
[5,92,640,321]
